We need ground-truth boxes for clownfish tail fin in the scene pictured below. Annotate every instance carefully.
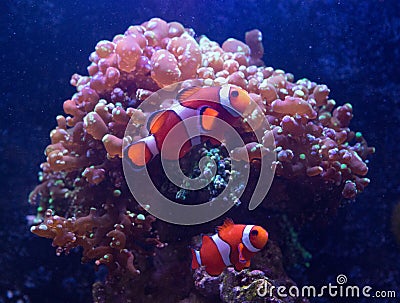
[217,218,234,232]
[191,248,201,270]
[123,135,159,170]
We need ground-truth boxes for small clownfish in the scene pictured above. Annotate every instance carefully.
[124,85,252,169]
[191,218,268,276]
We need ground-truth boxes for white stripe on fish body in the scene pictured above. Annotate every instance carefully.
[143,135,159,156]
[171,104,204,146]
[195,249,202,266]
[242,225,261,253]
[189,136,202,146]
[219,84,240,117]
[211,234,232,266]
[171,104,198,120]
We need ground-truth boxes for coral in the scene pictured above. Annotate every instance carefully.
[192,240,309,303]
[31,208,162,276]
[174,145,236,203]
[29,17,373,302]
[245,29,264,66]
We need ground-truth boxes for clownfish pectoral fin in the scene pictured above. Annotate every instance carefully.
[124,136,158,169]
[238,243,246,264]
[176,86,202,104]
[217,218,234,232]
[200,107,219,131]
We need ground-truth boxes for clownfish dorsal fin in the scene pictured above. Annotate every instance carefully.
[217,218,234,232]
[177,86,202,103]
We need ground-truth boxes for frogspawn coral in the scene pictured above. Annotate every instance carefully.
[29,17,373,302]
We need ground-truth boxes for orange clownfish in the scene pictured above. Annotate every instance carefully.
[124,85,252,169]
[191,219,268,276]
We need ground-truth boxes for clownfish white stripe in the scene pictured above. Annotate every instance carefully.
[219,85,239,117]
[171,104,203,146]
[144,135,159,157]
[195,249,202,266]
[171,104,197,120]
[190,136,202,146]
[219,85,230,108]
[242,225,261,253]
[211,234,232,266]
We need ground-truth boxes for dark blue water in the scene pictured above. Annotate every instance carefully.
[1,1,399,302]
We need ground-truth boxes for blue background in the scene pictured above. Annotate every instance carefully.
[1,1,399,302]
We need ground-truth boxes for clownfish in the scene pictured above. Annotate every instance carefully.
[124,84,252,169]
[191,218,268,276]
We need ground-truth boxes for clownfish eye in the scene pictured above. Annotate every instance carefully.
[231,90,239,98]
[251,229,258,236]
